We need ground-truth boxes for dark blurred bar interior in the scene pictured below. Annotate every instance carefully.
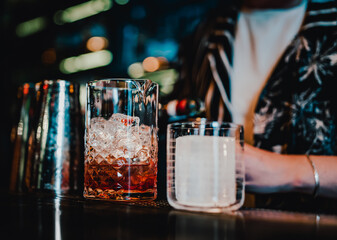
[3,2,337,239]
[1,0,220,195]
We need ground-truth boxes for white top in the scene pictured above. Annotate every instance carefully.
[231,1,307,144]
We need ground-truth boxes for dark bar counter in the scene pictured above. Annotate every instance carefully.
[2,192,337,240]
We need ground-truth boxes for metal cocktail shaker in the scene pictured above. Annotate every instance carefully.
[10,83,39,192]
[11,80,83,195]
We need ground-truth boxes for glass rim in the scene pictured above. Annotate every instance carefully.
[167,121,243,130]
[87,78,158,87]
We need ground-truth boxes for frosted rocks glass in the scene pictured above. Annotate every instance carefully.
[167,121,244,213]
[84,79,159,201]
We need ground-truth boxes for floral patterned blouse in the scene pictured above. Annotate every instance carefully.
[175,0,337,156]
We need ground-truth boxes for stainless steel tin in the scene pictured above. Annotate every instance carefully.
[25,80,83,195]
[10,83,39,192]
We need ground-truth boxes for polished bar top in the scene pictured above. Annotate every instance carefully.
[2,192,337,240]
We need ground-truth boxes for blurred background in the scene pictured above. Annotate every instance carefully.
[1,0,221,195]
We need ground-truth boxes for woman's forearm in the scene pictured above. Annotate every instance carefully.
[280,154,337,198]
[244,145,337,199]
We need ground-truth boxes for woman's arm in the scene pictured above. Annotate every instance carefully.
[244,144,337,199]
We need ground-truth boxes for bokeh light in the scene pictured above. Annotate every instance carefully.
[115,0,129,5]
[54,0,112,25]
[23,83,30,95]
[41,48,57,65]
[16,17,47,37]
[157,56,169,69]
[142,57,160,72]
[128,62,144,78]
[86,36,108,51]
[60,50,113,74]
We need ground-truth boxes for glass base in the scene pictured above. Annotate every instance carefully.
[167,197,244,213]
[83,187,157,201]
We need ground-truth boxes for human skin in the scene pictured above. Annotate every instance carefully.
[244,144,337,199]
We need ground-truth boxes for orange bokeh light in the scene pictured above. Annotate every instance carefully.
[41,48,56,65]
[23,83,30,95]
[142,57,160,72]
[86,36,108,52]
